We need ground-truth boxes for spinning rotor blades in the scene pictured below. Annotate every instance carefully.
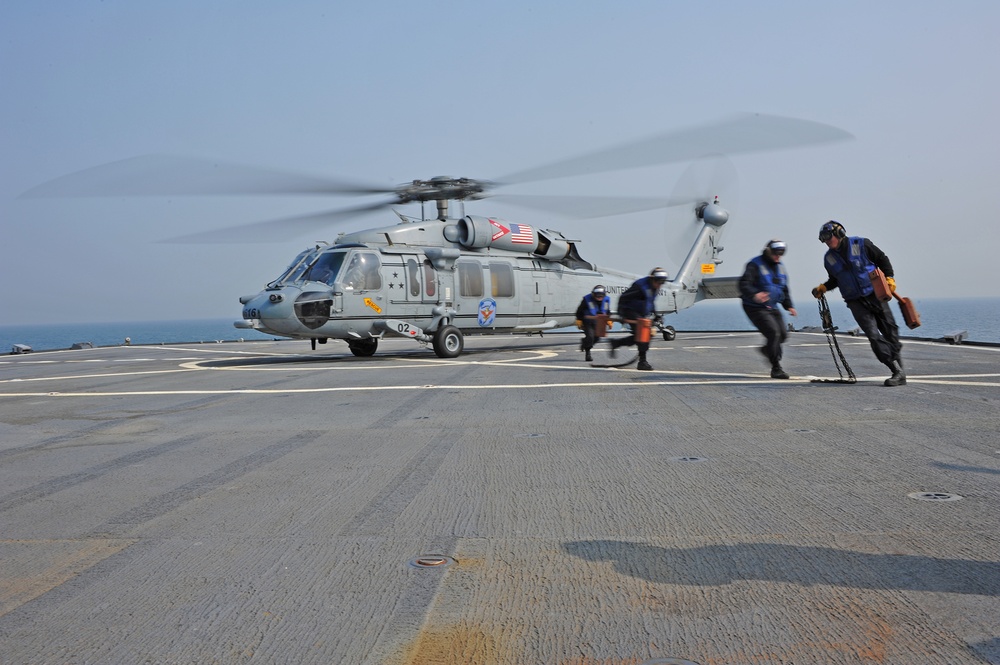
[492,193,702,219]
[21,113,851,242]
[20,155,393,198]
[161,201,393,244]
[496,113,851,185]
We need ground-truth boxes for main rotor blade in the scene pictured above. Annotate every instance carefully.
[160,200,393,244]
[495,113,852,185]
[493,194,700,219]
[21,155,395,198]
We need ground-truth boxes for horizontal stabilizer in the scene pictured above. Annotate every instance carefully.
[700,276,741,299]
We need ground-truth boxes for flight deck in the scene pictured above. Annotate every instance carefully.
[1,332,998,664]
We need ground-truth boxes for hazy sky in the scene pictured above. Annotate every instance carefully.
[3,1,998,325]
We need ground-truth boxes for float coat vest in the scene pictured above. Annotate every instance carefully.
[577,293,610,319]
[742,255,788,309]
[617,276,659,320]
[824,236,876,301]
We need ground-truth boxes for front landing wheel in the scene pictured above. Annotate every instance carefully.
[432,325,464,358]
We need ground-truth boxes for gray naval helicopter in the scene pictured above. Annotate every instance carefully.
[24,114,850,359]
[235,193,734,358]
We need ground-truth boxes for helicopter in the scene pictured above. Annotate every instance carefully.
[22,114,851,359]
[233,195,733,358]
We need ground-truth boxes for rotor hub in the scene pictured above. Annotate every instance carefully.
[394,177,491,204]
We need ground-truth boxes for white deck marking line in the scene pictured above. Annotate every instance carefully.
[2,375,998,398]
[0,369,195,384]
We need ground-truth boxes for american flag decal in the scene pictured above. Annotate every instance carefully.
[509,222,534,244]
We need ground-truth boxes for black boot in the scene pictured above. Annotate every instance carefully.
[884,359,906,386]
[585,351,593,362]
[770,364,789,379]
[637,354,652,371]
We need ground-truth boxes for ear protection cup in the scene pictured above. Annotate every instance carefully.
[819,221,846,241]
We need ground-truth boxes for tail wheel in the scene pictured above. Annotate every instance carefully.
[348,338,378,357]
[432,325,464,358]
[662,325,676,341]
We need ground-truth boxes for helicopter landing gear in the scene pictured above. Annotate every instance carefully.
[348,338,378,357]
[432,325,464,358]
[662,325,676,341]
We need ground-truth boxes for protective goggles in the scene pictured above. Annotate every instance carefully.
[819,223,841,242]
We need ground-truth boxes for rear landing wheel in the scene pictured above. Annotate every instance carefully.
[432,325,464,358]
[348,338,378,357]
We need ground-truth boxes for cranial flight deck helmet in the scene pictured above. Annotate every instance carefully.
[591,285,607,296]
[819,220,846,242]
[765,239,787,255]
[649,267,669,281]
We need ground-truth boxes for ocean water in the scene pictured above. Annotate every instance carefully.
[663,296,1000,344]
[1,319,274,354]
[2,297,998,353]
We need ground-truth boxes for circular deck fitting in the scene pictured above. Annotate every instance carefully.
[786,428,816,433]
[641,658,701,665]
[408,555,457,569]
[907,492,963,502]
[668,456,708,463]
[519,433,545,438]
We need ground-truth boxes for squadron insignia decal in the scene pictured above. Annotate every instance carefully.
[489,218,509,242]
[478,298,497,326]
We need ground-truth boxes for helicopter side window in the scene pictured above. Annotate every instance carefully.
[303,251,346,286]
[489,262,515,298]
[406,259,421,297]
[423,260,436,297]
[343,252,382,291]
[457,260,483,297]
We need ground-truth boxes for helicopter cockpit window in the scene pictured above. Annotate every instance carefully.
[273,248,320,285]
[489,262,515,298]
[302,251,346,286]
[343,252,382,291]
[457,260,483,297]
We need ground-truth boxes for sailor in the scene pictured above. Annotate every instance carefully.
[740,239,797,379]
[576,285,611,362]
[609,267,668,371]
[812,221,905,386]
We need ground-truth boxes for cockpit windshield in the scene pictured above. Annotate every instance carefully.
[271,248,321,286]
[301,251,347,286]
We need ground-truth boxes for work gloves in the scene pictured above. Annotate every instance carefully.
[886,277,896,293]
[811,284,827,299]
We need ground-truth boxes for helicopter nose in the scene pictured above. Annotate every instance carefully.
[239,290,297,333]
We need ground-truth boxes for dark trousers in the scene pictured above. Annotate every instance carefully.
[581,320,599,352]
[847,296,902,367]
[743,305,787,366]
[610,318,649,358]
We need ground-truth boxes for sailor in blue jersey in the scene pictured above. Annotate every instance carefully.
[609,268,668,371]
[740,239,797,379]
[576,285,611,362]
[812,221,905,386]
